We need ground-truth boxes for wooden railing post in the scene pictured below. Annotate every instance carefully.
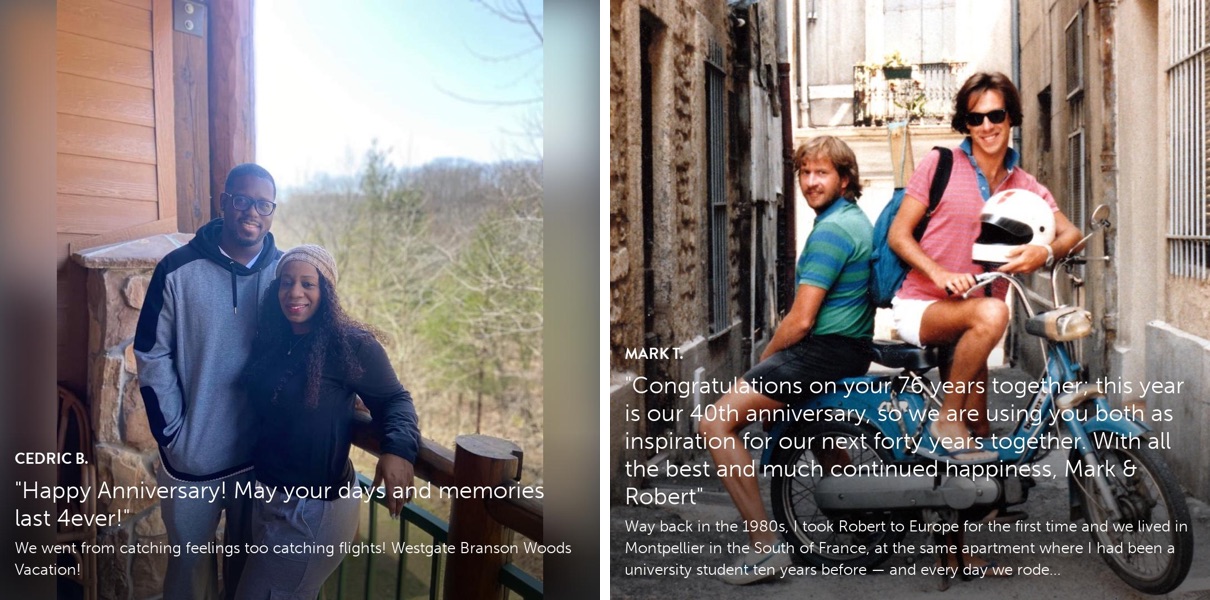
[443,435,522,600]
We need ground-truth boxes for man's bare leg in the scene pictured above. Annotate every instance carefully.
[919,298,1008,448]
[966,364,991,438]
[699,379,784,546]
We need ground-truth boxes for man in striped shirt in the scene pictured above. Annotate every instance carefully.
[700,135,874,585]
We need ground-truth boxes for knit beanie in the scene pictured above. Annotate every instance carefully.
[276,244,339,284]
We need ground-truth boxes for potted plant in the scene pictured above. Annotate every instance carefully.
[895,90,929,122]
[881,51,912,80]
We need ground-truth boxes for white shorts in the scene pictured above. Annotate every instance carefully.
[891,297,937,347]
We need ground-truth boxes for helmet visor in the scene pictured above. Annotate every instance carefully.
[977,214,1035,246]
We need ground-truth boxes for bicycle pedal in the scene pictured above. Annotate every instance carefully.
[990,510,1028,524]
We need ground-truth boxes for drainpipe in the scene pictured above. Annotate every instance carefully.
[777,0,796,313]
[798,0,810,123]
[1012,0,1022,151]
[1095,0,1119,384]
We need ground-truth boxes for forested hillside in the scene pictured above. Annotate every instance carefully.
[274,146,544,483]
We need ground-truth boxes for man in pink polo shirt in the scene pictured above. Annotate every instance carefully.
[888,72,1082,460]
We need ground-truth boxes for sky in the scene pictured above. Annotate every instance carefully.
[254,1,543,192]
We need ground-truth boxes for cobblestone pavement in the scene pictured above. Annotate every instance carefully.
[609,367,1210,599]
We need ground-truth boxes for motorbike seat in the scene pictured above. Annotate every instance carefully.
[871,340,945,371]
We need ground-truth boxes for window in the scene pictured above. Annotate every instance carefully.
[1067,7,1088,238]
[706,40,730,334]
[1065,9,1085,99]
[1168,0,1208,278]
[883,0,956,64]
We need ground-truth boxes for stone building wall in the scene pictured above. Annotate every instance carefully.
[609,0,783,490]
[609,0,739,372]
[1146,322,1210,503]
[74,234,192,600]
[606,0,642,368]
[608,0,739,493]
[1015,1,1210,502]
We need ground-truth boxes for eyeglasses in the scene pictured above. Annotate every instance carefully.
[224,192,277,216]
[964,109,1008,128]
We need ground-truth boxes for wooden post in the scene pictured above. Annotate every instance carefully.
[172,0,212,233]
[208,0,256,214]
[888,121,914,188]
[444,435,523,600]
[152,0,178,228]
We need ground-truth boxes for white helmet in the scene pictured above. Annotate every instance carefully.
[971,189,1056,264]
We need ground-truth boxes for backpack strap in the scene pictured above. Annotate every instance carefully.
[911,146,953,240]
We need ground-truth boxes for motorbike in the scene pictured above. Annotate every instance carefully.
[761,205,1193,594]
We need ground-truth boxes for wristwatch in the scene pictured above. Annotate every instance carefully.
[1040,243,1055,268]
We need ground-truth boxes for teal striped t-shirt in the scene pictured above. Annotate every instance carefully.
[796,198,875,339]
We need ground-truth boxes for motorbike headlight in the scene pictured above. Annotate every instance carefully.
[1025,307,1093,341]
[1053,309,1093,340]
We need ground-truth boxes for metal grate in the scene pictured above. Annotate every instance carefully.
[1068,129,1086,232]
[707,39,730,335]
[1168,0,1209,278]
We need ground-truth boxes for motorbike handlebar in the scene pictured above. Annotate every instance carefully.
[943,251,1103,301]
[960,272,1006,298]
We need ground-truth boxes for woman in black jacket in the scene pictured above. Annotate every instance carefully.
[236,244,419,600]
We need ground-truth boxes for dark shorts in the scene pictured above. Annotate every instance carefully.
[742,334,872,404]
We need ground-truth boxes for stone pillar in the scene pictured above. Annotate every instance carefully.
[73,234,192,600]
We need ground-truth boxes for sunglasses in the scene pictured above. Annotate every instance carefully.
[964,109,1008,127]
[224,192,277,216]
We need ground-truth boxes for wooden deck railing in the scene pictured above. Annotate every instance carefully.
[57,386,98,600]
[349,421,543,599]
[55,384,541,599]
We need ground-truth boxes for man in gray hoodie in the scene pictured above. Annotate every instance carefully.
[135,163,282,599]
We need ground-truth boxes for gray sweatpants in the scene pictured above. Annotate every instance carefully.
[158,466,254,600]
[234,488,361,600]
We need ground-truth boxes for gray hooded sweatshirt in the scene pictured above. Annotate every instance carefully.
[134,219,281,480]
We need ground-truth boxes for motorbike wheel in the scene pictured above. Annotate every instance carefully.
[769,420,905,568]
[1070,433,1193,594]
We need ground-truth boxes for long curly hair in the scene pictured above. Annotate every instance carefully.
[243,274,372,408]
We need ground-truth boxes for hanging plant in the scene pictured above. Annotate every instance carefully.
[881,51,912,79]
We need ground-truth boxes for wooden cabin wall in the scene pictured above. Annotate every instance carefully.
[55,0,172,395]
